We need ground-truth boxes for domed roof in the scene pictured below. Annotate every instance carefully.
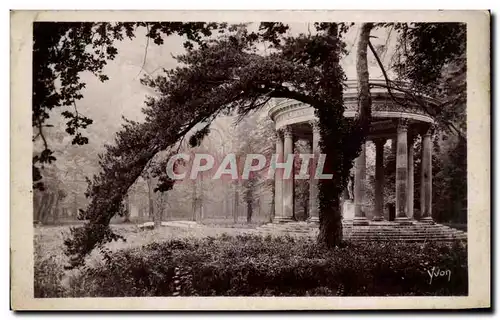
[268,79,436,138]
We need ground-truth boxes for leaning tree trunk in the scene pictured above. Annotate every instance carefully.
[317,23,373,248]
[355,23,374,132]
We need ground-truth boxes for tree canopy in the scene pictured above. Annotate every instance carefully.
[59,22,368,267]
[33,22,227,190]
[381,22,466,139]
[32,21,467,268]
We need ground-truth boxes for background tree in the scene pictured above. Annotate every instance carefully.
[234,110,276,223]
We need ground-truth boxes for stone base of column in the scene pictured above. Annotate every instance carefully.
[420,216,435,224]
[395,216,413,225]
[353,217,369,226]
[372,216,384,221]
[307,216,319,224]
[273,216,294,224]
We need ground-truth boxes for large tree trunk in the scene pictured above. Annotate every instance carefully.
[317,196,343,246]
[317,23,373,248]
[356,23,374,130]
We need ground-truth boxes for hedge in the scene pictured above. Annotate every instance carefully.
[46,234,468,297]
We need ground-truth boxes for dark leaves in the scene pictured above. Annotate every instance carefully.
[65,22,354,266]
[188,125,211,148]
[392,22,466,137]
[72,133,89,145]
[32,22,224,188]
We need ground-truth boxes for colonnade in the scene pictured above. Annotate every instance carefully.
[273,119,435,224]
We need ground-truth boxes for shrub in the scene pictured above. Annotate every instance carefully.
[72,235,468,296]
[34,253,66,298]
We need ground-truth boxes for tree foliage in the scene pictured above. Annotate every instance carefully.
[364,23,467,222]
[391,22,466,138]
[39,21,467,269]
[390,23,467,222]
[61,22,371,267]
[32,22,226,190]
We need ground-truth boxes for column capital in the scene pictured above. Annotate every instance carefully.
[397,118,410,132]
[275,128,283,139]
[283,126,293,138]
[309,120,320,133]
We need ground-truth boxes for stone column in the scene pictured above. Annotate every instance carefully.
[353,142,369,225]
[373,138,386,221]
[420,125,435,223]
[273,129,284,222]
[280,126,295,222]
[407,133,415,219]
[395,119,411,224]
[308,121,320,223]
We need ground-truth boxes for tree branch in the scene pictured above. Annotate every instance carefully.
[368,39,408,107]
[135,24,150,80]
[367,39,466,141]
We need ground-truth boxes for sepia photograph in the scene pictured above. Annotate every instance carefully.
[10,10,490,310]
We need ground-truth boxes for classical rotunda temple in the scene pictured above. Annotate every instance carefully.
[268,79,437,227]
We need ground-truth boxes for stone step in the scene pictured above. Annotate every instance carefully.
[346,231,466,235]
[344,225,454,229]
[347,238,466,241]
[349,231,462,235]
[260,227,464,233]
[347,238,464,242]
[348,235,467,239]
[347,235,467,239]
[347,232,466,237]
[347,230,465,234]
[255,222,467,243]
[257,231,466,238]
